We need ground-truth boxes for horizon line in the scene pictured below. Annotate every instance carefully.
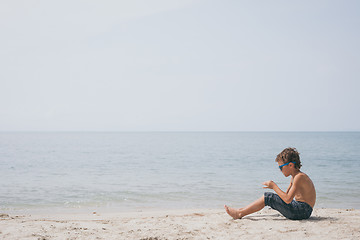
[0,130,359,133]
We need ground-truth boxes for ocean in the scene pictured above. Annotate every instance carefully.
[1,132,359,213]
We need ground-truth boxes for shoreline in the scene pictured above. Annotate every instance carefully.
[1,208,359,239]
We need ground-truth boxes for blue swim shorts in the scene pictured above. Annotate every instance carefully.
[264,192,313,220]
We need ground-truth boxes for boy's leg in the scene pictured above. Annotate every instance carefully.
[225,196,265,219]
[264,192,313,220]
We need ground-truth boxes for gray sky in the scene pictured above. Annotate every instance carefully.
[1,0,359,131]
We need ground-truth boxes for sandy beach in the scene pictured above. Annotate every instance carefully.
[1,208,359,240]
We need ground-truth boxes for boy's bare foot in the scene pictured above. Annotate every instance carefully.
[224,205,242,219]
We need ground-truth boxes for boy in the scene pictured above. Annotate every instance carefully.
[225,147,316,220]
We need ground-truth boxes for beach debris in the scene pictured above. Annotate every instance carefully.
[183,213,205,217]
[140,237,162,240]
[193,213,205,217]
[32,233,50,240]
[0,213,10,218]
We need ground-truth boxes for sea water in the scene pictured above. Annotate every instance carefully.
[1,132,359,213]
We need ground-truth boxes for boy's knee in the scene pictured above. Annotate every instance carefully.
[264,192,277,206]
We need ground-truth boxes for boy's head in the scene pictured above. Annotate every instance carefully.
[275,148,302,170]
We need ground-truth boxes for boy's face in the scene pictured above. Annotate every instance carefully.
[278,161,291,177]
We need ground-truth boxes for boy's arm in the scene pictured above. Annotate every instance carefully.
[263,177,300,204]
[286,177,294,194]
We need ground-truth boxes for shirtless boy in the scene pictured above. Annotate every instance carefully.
[225,147,316,220]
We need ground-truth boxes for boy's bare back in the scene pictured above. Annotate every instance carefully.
[292,172,316,208]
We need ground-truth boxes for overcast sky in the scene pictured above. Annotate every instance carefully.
[1,0,359,131]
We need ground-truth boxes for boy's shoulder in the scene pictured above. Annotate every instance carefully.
[294,172,311,182]
[294,172,315,188]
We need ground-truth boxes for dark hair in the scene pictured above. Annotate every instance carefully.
[275,148,302,169]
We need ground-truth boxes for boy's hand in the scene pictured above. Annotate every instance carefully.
[262,180,275,189]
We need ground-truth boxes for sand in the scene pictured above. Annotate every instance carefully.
[1,208,359,240]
